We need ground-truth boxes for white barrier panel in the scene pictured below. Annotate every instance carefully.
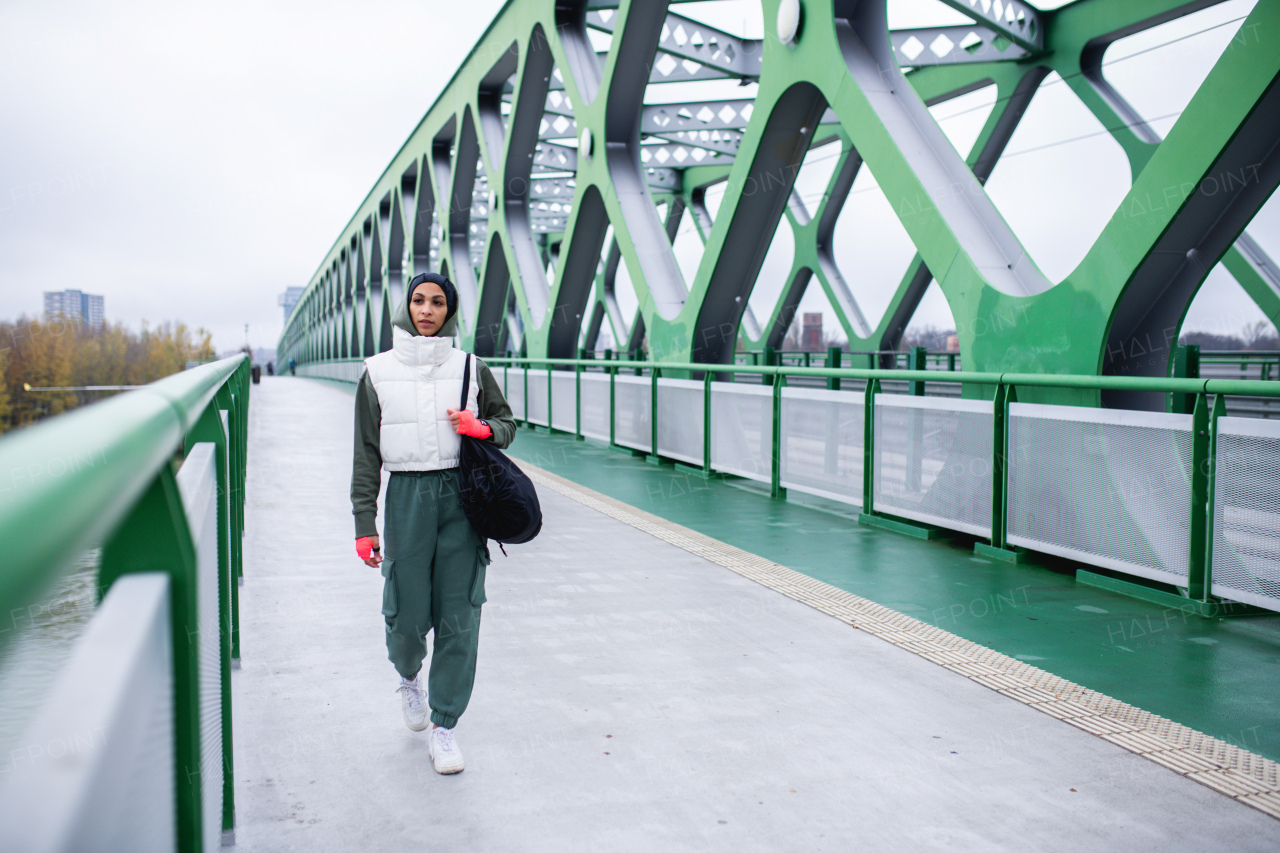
[579,373,610,442]
[298,360,362,383]
[551,371,577,432]
[1007,403,1193,587]
[505,367,527,420]
[176,444,226,852]
[0,572,174,852]
[780,386,864,506]
[656,378,704,466]
[874,395,993,536]
[614,375,652,452]
[526,369,549,426]
[710,382,772,484]
[1211,417,1280,612]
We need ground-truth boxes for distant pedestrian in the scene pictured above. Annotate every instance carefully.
[288,357,296,376]
[267,361,275,376]
[350,271,515,775]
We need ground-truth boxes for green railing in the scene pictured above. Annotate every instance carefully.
[289,351,1280,613]
[0,354,250,852]
[484,354,1280,616]
[1199,350,1280,382]
[732,347,961,372]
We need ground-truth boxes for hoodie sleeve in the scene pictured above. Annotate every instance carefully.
[351,369,383,539]
[476,359,516,450]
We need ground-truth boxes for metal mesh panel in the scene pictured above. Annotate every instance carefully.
[526,369,549,426]
[1211,417,1280,611]
[176,446,224,853]
[0,574,175,852]
[710,382,772,483]
[505,367,526,420]
[1007,403,1193,586]
[656,378,704,466]
[780,387,864,506]
[579,373,610,442]
[873,395,993,536]
[298,360,362,382]
[613,375,651,452]
[551,371,577,432]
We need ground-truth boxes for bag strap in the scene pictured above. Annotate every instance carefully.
[460,353,471,411]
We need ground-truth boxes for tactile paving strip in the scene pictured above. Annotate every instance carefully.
[518,459,1280,821]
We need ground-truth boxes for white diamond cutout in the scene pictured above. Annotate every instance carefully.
[717,104,737,124]
[930,34,955,57]
[899,36,925,61]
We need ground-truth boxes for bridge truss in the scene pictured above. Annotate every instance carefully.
[279,0,1280,408]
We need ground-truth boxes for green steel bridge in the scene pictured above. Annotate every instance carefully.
[5,1,1280,849]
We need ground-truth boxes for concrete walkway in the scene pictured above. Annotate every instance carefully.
[234,376,1280,851]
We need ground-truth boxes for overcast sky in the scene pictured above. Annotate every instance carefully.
[0,0,507,354]
[0,0,1273,355]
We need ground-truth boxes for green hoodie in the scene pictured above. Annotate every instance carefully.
[350,291,516,539]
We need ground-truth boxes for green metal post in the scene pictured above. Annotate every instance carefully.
[702,369,713,475]
[99,467,205,853]
[1202,393,1228,601]
[1169,344,1200,414]
[862,379,880,511]
[826,347,842,391]
[227,389,242,661]
[989,383,1008,548]
[523,362,529,427]
[771,370,785,499]
[909,346,926,396]
[575,347,585,441]
[609,352,617,448]
[763,346,776,387]
[546,360,553,432]
[1187,392,1211,601]
[649,364,661,464]
[236,363,249,578]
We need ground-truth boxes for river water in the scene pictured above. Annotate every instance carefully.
[0,551,99,769]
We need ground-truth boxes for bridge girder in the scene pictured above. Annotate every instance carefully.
[280,0,1280,410]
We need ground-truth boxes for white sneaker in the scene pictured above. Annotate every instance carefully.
[428,726,465,774]
[396,676,429,731]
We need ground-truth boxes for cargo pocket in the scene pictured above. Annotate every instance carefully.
[381,559,399,619]
[469,546,490,607]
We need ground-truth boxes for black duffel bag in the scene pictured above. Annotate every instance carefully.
[456,354,542,548]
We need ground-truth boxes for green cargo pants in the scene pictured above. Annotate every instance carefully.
[382,469,489,728]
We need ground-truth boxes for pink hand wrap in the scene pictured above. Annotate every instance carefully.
[455,410,492,439]
[356,537,374,560]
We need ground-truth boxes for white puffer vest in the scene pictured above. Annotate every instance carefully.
[364,326,480,472]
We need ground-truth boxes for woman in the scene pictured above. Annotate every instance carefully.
[350,271,516,775]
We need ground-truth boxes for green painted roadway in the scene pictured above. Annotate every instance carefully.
[497,425,1280,766]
